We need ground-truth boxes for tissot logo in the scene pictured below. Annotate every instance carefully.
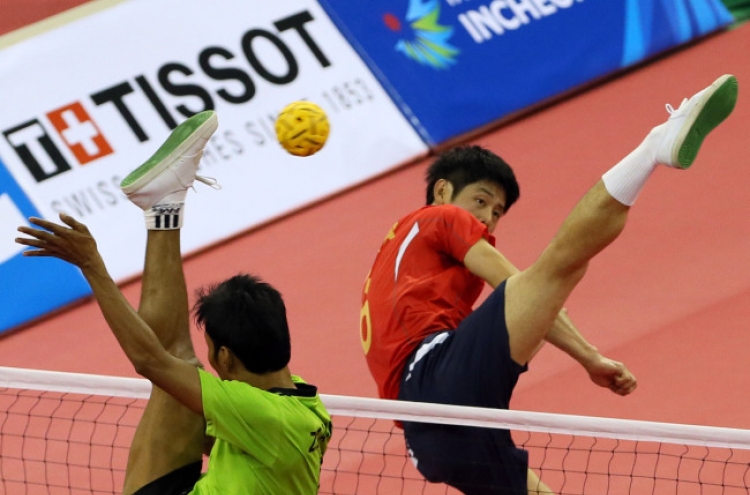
[47,103,113,165]
[2,104,113,183]
[1,10,331,184]
[3,119,72,182]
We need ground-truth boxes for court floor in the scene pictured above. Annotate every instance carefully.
[2,13,749,433]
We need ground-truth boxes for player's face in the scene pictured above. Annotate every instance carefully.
[450,180,507,233]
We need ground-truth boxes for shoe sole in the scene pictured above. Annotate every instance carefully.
[674,74,738,169]
[120,110,218,192]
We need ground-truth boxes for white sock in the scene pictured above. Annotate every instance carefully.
[144,202,184,230]
[601,131,660,206]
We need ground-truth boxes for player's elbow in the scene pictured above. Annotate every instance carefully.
[130,348,166,380]
[131,357,154,379]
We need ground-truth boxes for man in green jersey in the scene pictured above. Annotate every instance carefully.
[16,111,331,495]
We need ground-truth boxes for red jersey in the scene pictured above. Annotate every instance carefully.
[361,205,494,399]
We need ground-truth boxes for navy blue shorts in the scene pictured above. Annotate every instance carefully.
[398,281,529,495]
[132,461,202,495]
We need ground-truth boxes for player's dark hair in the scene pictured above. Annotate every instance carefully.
[194,274,291,374]
[425,145,520,211]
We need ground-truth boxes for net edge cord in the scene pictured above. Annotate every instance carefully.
[3,366,750,449]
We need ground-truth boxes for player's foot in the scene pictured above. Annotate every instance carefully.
[120,110,219,210]
[654,74,738,169]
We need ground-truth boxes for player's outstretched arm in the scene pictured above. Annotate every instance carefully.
[463,238,636,395]
[15,213,205,412]
[544,310,637,396]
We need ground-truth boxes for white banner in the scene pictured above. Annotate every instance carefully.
[0,0,427,286]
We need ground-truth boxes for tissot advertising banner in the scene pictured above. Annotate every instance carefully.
[318,0,734,145]
[0,0,428,334]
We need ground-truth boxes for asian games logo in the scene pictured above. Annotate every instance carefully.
[383,0,459,69]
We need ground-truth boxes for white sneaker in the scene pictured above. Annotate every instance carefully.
[655,74,738,169]
[120,110,219,210]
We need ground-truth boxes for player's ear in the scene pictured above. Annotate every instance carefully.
[433,179,454,205]
[217,346,233,372]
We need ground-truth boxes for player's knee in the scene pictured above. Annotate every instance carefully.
[533,252,588,288]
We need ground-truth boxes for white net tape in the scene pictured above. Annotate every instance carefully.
[2,366,749,494]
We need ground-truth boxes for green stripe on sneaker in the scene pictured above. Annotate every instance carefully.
[677,76,738,169]
[120,111,216,187]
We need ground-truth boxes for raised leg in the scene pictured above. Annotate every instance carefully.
[505,74,738,365]
[117,111,219,495]
[122,230,204,495]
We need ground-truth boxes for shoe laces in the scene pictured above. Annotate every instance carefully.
[195,175,221,190]
[665,98,689,118]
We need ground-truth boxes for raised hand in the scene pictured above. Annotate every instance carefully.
[16,213,103,270]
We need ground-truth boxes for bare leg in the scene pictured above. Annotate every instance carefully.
[122,230,204,495]
[117,110,218,495]
[506,74,737,365]
[506,182,628,363]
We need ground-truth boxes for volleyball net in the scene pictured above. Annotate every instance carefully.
[2,366,749,495]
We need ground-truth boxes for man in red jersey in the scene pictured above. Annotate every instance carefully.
[360,75,738,494]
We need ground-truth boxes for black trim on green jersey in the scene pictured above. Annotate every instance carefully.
[268,382,318,397]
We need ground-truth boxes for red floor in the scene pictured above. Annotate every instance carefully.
[2,10,750,436]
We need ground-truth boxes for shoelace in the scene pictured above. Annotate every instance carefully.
[179,151,221,190]
[196,175,221,190]
[665,98,689,117]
